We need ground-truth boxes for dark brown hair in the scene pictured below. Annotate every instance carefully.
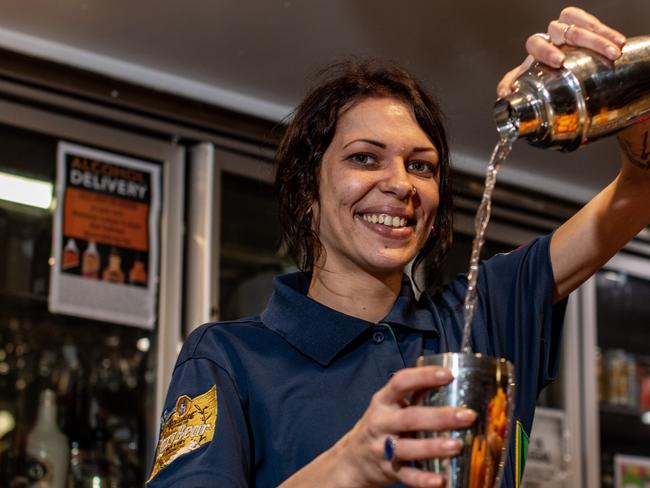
[275,60,453,290]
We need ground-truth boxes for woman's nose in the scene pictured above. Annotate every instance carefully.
[377,162,413,199]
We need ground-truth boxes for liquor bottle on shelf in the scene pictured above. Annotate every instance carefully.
[601,451,614,488]
[31,223,52,297]
[0,332,18,483]
[81,414,121,488]
[627,352,639,408]
[604,349,630,406]
[25,389,69,488]
[639,356,650,410]
[58,344,92,488]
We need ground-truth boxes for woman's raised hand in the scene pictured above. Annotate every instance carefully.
[497,6,626,98]
[331,366,476,488]
[495,6,650,179]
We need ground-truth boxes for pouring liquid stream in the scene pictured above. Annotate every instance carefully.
[460,125,518,354]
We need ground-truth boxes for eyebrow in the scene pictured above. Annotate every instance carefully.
[343,138,385,149]
[342,138,437,153]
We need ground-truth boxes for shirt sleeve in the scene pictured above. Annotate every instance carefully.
[146,354,251,487]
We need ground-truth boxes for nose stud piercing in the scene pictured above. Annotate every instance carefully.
[410,186,417,196]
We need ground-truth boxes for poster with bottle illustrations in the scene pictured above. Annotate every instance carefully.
[49,142,161,328]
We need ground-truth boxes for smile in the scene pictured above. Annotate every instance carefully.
[360,213,411,229]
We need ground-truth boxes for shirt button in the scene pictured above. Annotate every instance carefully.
[373,331,385,343]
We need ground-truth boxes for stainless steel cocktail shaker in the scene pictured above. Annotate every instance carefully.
[413,353,515,488]
[494,35,650,151]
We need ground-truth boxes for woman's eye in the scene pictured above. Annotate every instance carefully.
[407,160,435,175]
[350,153,376,166]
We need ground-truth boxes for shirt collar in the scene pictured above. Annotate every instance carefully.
[261,272,439,367]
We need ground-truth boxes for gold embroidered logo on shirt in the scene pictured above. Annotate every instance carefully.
[147,385,217,482]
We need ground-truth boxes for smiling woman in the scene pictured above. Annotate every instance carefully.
[274,62,453,292]
[308,97,442,321]
[148,8,650,488]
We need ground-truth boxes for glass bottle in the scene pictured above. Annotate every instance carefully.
[81,414,118,488]
[25,389,69,488]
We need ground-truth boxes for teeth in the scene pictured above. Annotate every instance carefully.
[362,213,409,228]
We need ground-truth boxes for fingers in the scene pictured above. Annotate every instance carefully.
[496,56,534,98]
[375,366,453,405]
[548,21,621,61]
[346,366,478,487]
[526,33,565,68]
[558,6,626,46]
[502,7,627,98]
[392,436,463,461]
[381,406,477,433]
[390,464,446,487]
[547,7,625,61]
[383,437,466,487]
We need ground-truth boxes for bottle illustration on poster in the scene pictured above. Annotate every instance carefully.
[81,241,100,279]
[60,240,147,289]
[62,238,79,270]
[128,253,148,286]
[102,247,125,284]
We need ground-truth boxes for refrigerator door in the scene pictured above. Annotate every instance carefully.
[0,99,184,486]
[185,143,215,330]
[581,253,650,488]
[185,144,283,335]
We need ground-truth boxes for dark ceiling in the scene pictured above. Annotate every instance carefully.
[0,0,647,202]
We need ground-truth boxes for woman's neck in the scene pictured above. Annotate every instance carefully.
[307,266,403,323]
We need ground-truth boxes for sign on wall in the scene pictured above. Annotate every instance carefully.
[49,142,161,328]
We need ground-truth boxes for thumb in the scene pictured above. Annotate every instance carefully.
[496,55,534,98]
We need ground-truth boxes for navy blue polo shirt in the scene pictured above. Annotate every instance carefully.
[147,233,566,487]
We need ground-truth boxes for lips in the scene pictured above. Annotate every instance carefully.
[356,209,416,240]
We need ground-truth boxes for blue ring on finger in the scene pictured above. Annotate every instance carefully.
[384,436,398,462]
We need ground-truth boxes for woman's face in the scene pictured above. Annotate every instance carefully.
[312,97,440,277]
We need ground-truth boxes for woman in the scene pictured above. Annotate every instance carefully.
[147,7,649,488]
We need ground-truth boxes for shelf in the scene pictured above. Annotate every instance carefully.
[0,289,48,309]
[600,402,650,454]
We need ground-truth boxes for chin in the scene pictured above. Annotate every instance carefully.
[362,253,415,277]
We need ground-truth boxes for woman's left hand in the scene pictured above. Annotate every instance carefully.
[496,6,626,98]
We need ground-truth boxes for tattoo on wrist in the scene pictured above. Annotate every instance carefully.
[620,130,650,170]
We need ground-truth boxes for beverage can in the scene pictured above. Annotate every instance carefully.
[596,348,605,403]
[627,352,639,408]
[604,349,629,405]
[639,356,650,410]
